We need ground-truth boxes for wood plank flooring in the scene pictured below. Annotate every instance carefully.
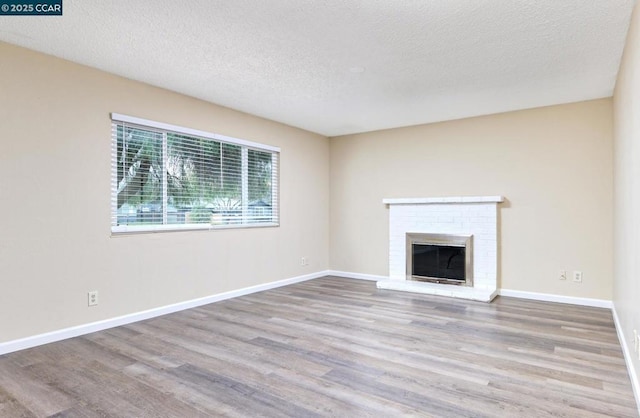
[0,276,637,417]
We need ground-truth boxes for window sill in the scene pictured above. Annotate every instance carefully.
[111,222,279,236]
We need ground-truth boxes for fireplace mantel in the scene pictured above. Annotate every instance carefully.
[379,196,504,302]
[383,196,504,205]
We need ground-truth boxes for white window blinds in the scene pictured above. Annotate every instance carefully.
[111,114,279,233]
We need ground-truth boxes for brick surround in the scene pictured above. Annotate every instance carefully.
[377,196,504,302]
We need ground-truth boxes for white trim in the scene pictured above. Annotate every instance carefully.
[110,113,281,153]
[498,288,613,308]
[383,196,504,205]
[327,270,387,281]
[111,221,279,235]
[0,270,330,356]
[328,273,613,308]
[612,304,640,414]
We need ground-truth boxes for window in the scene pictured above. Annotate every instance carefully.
[111,114,279,233]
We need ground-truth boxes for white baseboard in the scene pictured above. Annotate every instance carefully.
[328,273,614,308]
[328,274,614,309]
[612,305,640,415]
[498,288,613,309]
[327,270,387,281]
[0,270,330,356]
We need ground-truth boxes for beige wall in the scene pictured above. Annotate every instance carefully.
[330,99,613,300]
[0,42,330,342]
[613,1,640,397]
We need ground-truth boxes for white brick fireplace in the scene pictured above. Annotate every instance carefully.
[377,196,504,302]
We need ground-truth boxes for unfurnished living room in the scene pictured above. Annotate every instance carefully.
[1,0,640,416]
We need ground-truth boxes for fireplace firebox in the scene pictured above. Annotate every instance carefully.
[406,233,473,286]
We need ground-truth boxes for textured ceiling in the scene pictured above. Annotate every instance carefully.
[0,1,636,136]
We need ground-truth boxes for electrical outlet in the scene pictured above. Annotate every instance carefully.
[559,270,567,280]
[572,271,582,283]
[300,257,308,266]
[88,291,98,306]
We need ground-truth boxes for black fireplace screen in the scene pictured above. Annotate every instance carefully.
[412,244,466,281]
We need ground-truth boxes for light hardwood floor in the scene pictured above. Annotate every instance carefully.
[0,277,637,417]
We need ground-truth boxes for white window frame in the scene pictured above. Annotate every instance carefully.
[111,113,280,234]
